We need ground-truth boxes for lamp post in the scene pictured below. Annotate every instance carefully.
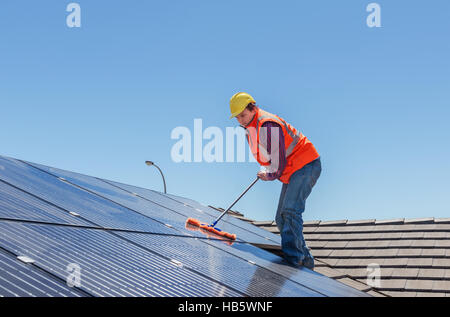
[145,161,167,194]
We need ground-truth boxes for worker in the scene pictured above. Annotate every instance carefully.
[230,92,322,269]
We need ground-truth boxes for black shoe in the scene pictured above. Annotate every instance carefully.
[303,256,315,270]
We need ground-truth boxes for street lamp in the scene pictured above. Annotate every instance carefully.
[145,161,167,194]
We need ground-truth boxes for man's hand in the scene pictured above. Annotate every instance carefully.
[257,170,270,181]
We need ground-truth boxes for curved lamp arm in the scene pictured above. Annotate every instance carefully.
[145,161,167,194]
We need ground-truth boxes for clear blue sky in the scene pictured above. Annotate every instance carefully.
[1,1,449,222]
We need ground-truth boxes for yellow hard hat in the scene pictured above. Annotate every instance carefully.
[229,92,256,119]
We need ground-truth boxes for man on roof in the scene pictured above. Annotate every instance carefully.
[230,92,322,269]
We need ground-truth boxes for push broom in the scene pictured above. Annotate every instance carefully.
[186,177,259,240]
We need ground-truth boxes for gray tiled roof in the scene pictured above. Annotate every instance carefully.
[224,211,450,297]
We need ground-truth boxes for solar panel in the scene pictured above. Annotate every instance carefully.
[24,160,280,245]
[202,240,370,297]
[101,178,282,245]
[115,232,324,297]
[0,155,369,297]
[0,179,92,226]
[0,220,244,297]
[0,247,86,297]
[0,220,321,297]
[0,156,176,235]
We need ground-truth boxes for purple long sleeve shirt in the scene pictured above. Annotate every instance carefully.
[259,121,286,181]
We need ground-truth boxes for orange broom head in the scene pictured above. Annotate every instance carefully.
[185,218,236,241]
[186,218,202,227]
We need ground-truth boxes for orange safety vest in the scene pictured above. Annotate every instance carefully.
[244,108,320,184]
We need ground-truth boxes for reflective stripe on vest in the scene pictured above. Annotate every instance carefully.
[255,113,301,158]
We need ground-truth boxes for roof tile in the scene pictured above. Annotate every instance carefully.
[335,258,361,267]
[389,240,414,248]
[400,232,424,239]
[366,290,388,297]
[390,268,419,278]
[351,249,379,258]
[307,240,328,249]
[320,220,348,226]
[346,240,374,249]
[303,220,321,226]
[329,249,355,258]
[434,224,450,230]
[413,224,438,231]
[418,268,446,279]
[311,249,333,257]
[313,266,347,279]
[404,218,435,224]
[433,281,450,292]
[374,248,399,258]
[368,240,391,248]
[323,241,349,248]
[303,226,318,233]
[400,224,422,231]
[420,249,446,257]
[337,278,371,292]
[339,268,370,279]
[406,258,433,268]
[382,232,403,239]
[411,240,435,248]
[383,291,416,297]
[423,232,449,239]
[431,258,450,268]
[434,218,450,224]
[357,225,376,232]
[384,258,409,267]
[397,248,423,257]
[436,240,450,248]
[375,218,405,225]
[319,258,340,266]
[320,233,344,240]
[358,258,384,267]
[345,232,381,240]
[315,226,337,233]
[304,233,322,240]
[380,279,407,290]
[416,292,446,297]
[346,219,376,226]
[380,267,395,279]
[252,221,275,226]
[263,226,280,233]
[405,279,434,291]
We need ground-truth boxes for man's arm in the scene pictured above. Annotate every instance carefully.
[259,121,286,181]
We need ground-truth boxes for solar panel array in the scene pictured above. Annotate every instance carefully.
[0,155,369,297]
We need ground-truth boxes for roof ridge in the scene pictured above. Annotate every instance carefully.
[254,217,450,227]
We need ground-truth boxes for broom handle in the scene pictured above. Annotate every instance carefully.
[211,177,260,227]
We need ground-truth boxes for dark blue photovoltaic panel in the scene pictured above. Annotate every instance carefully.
[24,160,279,245]
[0,180,93,226]
[117,232,323,297]
[0,155,369,297]
[0,248,86,297]
[0,156,175,235]
[0,217,323,297]
[203,240,370,297]
[0,221,243,297]
[101,178,282,245]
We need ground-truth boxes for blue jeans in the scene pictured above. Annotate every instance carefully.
[275,157,322,269]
